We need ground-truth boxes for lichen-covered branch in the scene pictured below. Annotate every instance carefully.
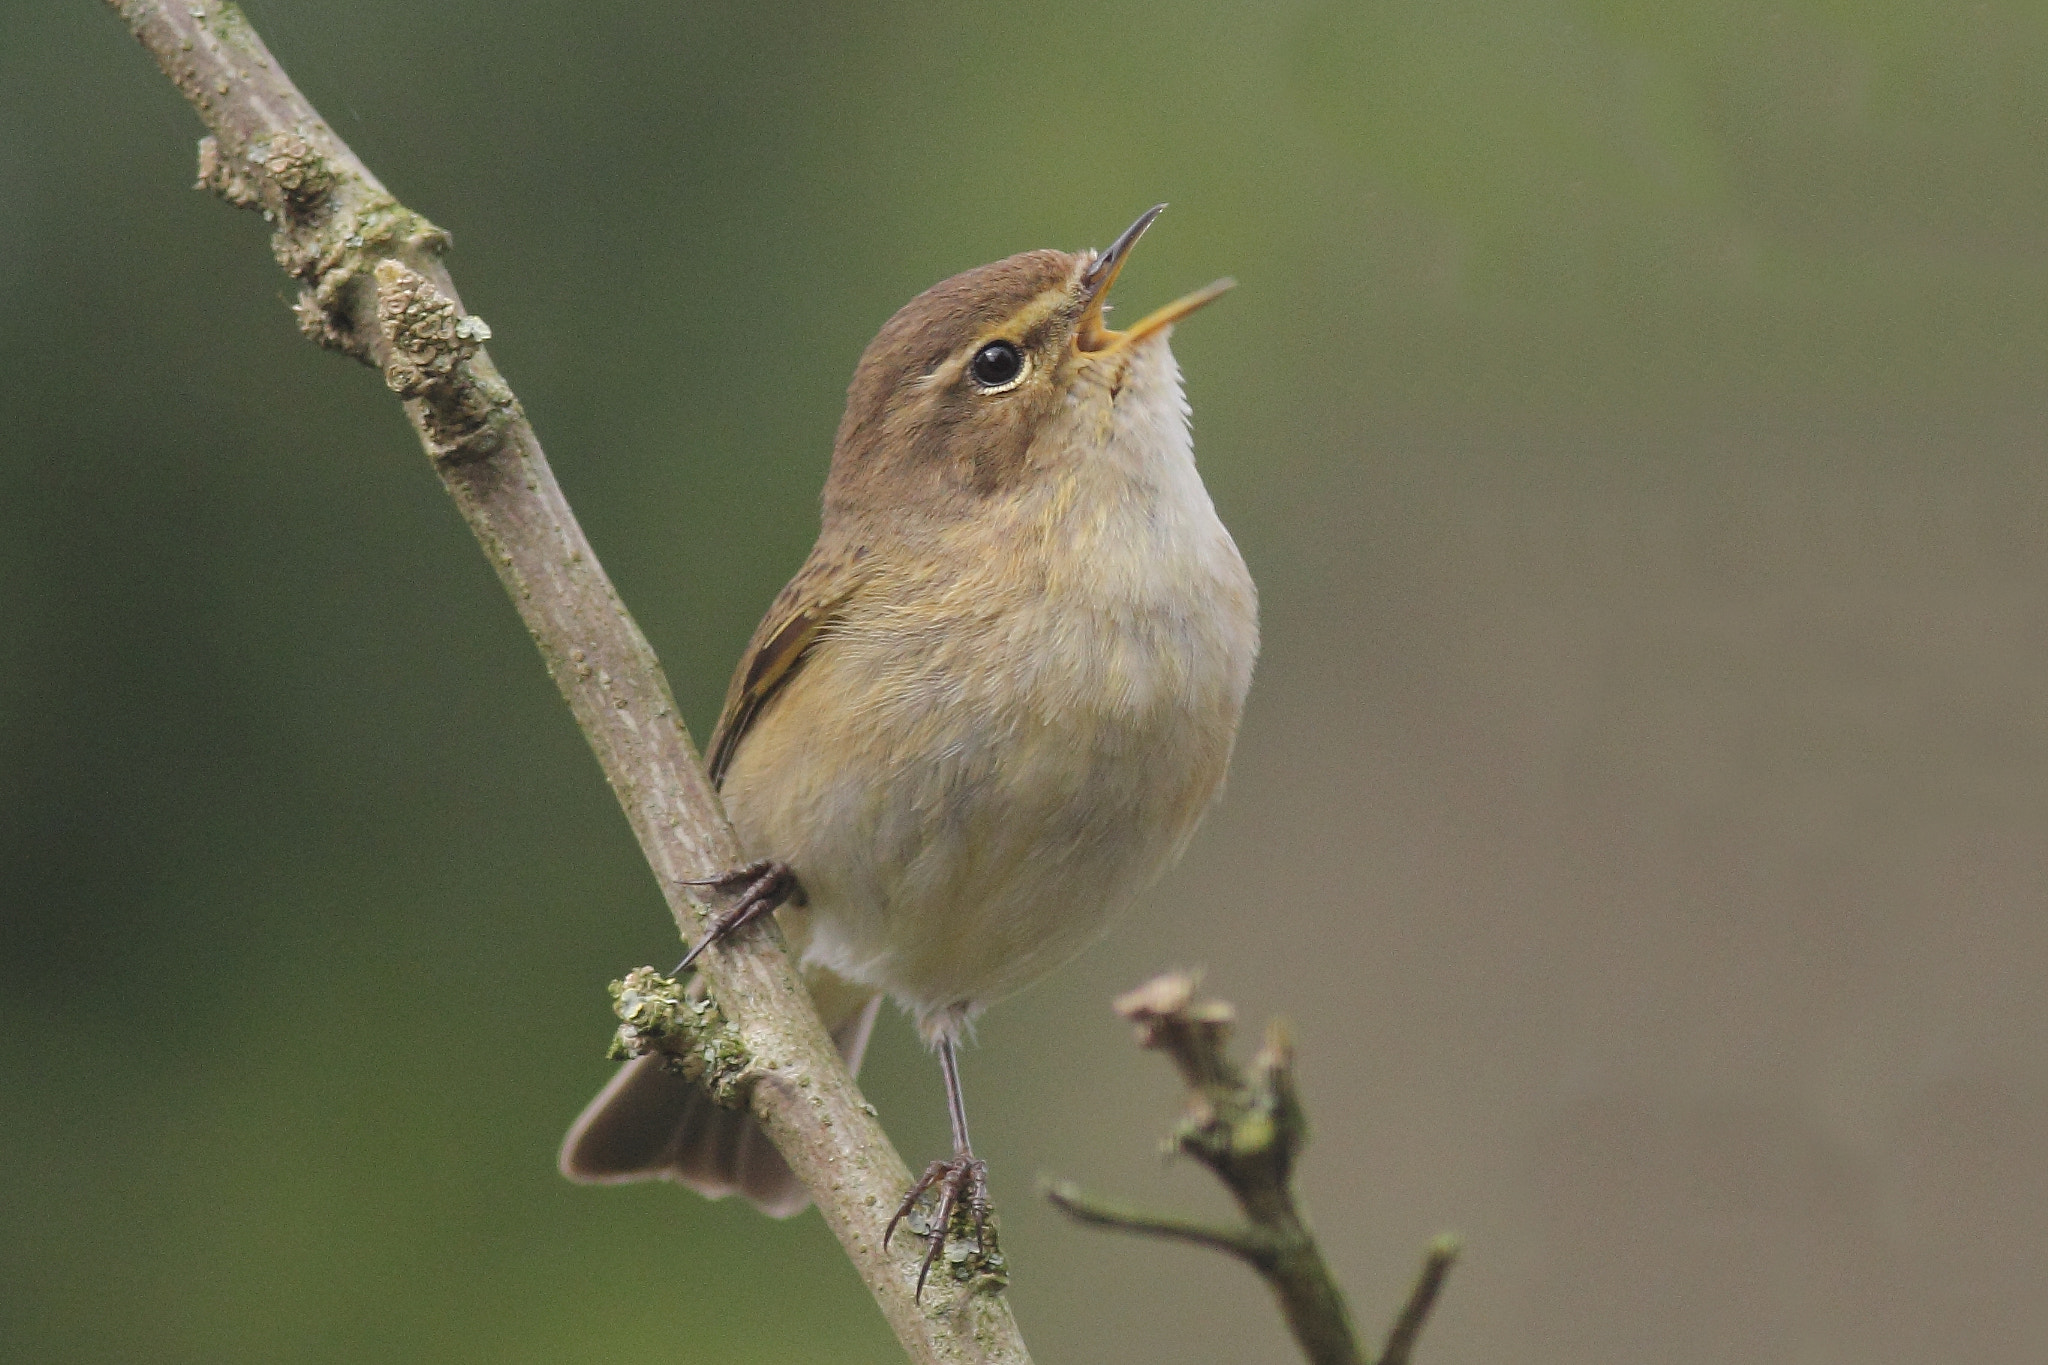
[100,4,1028,1362]
[1047,973,1456,1365]
[606,968,753,1103]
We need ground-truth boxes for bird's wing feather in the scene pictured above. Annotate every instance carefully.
[705,545,865,789]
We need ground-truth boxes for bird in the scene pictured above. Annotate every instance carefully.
[560,205,1257,1293]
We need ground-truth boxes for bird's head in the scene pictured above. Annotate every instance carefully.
[826,205,1232,516]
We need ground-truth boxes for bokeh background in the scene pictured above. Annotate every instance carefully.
[5,1,2046,1361]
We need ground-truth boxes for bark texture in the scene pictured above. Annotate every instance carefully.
[102,4,1029,1360]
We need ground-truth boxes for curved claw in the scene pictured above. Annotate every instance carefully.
[884,1159,948,1251]
[674,859,799,972]
[885,1156,991,1300]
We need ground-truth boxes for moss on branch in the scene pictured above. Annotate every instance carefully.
[605,967,754,1107]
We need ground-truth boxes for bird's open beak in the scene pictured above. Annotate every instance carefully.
[1075,204,1234,353]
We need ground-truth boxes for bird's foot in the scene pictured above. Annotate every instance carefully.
[674,859,800,972]
[885,1155,1002,1298]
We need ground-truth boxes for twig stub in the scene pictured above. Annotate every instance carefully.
[1379,1237,1461,1365]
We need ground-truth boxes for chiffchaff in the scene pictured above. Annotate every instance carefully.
[561,206,1257,1290]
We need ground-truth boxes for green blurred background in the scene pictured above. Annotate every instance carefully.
[5,1,2047,1360]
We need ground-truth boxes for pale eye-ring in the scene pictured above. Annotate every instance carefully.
[969,340,1026,390]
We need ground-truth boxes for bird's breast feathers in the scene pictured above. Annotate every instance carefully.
[720,342,1255,1024]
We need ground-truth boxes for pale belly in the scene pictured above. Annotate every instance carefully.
[720,546,1256,1033]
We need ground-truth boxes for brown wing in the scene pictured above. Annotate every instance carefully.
[704,545,864,789]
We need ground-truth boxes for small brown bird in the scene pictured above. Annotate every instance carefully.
[561,206,1257,1289]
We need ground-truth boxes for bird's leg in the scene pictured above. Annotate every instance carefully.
[885,1035,993,1299]
[673,859,800,972]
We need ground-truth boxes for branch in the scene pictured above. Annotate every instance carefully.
[1378,1237,1460,1365]
[1043,1182,1278,1263]
[1047,972,1457,1365]
[101,4,1028,1361]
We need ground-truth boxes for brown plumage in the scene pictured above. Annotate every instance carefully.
[562,209,1257,1239]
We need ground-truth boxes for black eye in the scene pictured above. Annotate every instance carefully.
[969,340,1024,388]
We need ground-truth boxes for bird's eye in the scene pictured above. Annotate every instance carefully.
[969,340,1026,389]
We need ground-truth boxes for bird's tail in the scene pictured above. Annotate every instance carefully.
[558,967,881,1218]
